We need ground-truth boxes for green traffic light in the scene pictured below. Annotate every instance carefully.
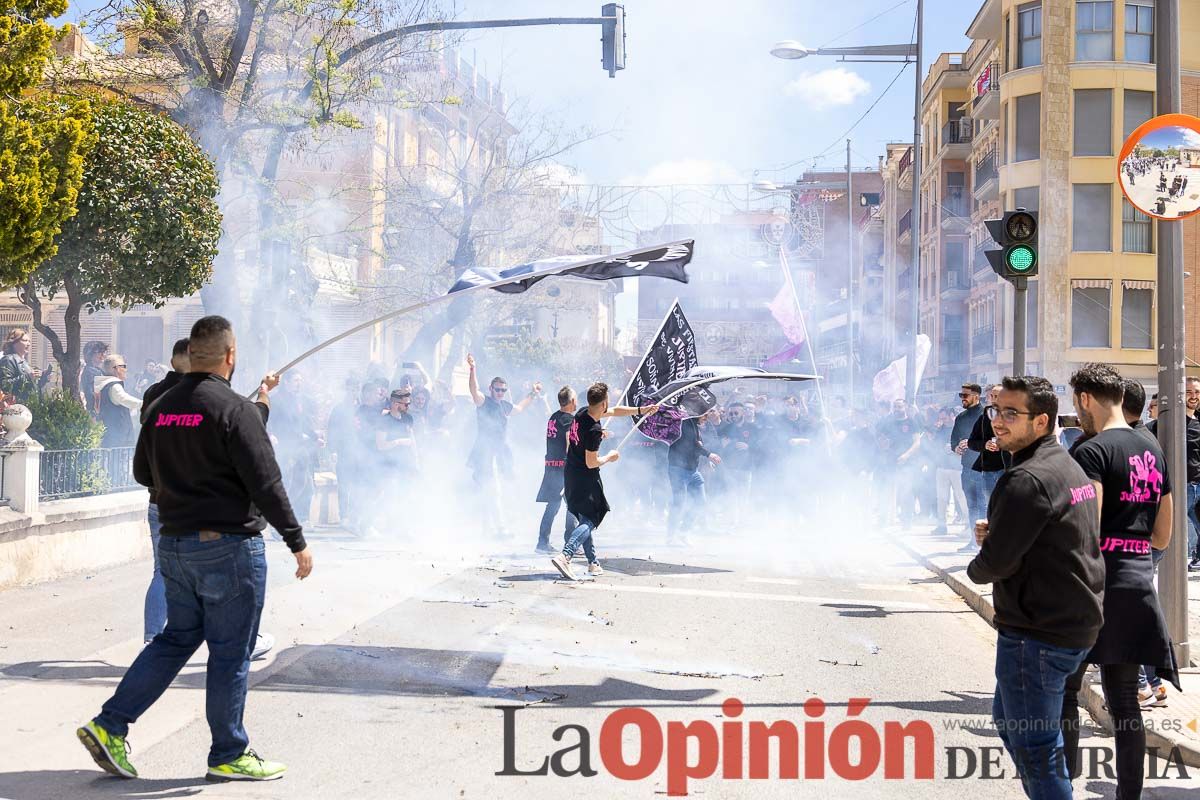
[1007,244,1036,273]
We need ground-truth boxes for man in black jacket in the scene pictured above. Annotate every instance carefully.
[78,316,312,783]
[968,384,1011,506]
[967,375,1104,798]
[667,410,722,546]
[951,383,985,541]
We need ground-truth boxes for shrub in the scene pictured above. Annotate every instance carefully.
[24,390,104,450]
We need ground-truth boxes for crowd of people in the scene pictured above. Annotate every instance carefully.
[64,311,1199,797]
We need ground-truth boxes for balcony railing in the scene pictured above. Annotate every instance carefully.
[972,325,996,358]
[973,61,999,100]
[39,447,138,501]
[943,186,970,218]
[975,149,998,186]
[898,208,912,238]
[899,147,913,179]
[942,118,974,148]
[942,339,967,366]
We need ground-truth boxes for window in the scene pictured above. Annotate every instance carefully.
[1123,90,1154,141]
[1073,184,1112,251]
[1014,94,1041,162]
[1121,284,1153,349]
[1004,13,1011,71]
[1076,1,1114,61]
[1125,0,1154,63]
[1122,198,1153,253]
[1074,89,1112,156]
[1018,3,1042,68]
[1072,283,1111,347]
[945,241,966,287]
[1014,186,1040,211]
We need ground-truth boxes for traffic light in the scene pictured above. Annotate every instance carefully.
[601,3,625,77]
[984,209,1039,282]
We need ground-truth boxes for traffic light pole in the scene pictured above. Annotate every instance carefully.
[1154,0,1190,668]
[1012,278,1026,376]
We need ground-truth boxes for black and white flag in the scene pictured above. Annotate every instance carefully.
[447,240,693,296]
[621,300,698,413]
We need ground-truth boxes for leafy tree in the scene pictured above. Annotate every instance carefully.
[18,100,221,401]
[0,1,95,281]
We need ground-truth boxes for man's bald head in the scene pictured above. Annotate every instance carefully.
[188,315,235,374]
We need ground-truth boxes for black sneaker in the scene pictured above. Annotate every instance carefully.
[535,543,556,555]
[1188,557,1200,572]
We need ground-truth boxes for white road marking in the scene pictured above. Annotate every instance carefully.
[570,581,932,610]
[747,577,921,593]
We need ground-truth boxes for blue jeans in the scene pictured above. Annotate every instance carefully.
[1186,482,1199,558]
[981,469,1002,504]
[562,515,598,565]
[668,466,706,536]
[537,494,578,549]
[961,469,987,530]
[992,630,1089,799]
[143,503,167,641]
[97,533,267,767]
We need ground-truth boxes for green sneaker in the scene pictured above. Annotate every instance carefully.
[76,720,137,778]
[207,749,287,782]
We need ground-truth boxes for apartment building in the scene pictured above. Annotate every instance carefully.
[909,0,1200,394]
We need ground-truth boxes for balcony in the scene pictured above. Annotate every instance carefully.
[898,147,914,190]
[898,208,912,242]
[973,148,999,200]
[941,338,967,367]
[972,61,1000,120]
[972,325,996,359]
[974,243,992,275]
[941,118,974,156]
[940,186,971,231]
[942,268,969,294]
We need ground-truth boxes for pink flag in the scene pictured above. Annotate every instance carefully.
[767,283,807,345]
[762,340,805,368]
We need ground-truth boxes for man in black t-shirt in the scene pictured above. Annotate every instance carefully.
[874,400,922,526]
[466,354,542,536]
[667,411,721,546]
[718,402,760,522]
[535,386,580,554]
[1062,364,1177,798]
[550,382,656,581]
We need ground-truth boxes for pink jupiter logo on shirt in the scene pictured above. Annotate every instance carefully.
[1121,451,1163,503]
[155,413,204,427]
[1069,484,1096,505]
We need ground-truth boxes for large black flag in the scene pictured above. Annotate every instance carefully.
[448,240,693,295]
[621,300,698,413]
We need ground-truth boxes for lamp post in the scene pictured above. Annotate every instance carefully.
[771,0,923,406]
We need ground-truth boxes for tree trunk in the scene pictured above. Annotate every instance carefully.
[18,276,84,404]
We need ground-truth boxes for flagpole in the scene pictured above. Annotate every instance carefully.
[778,248,834,451]
[612,371,817,453]
[251,240,692,393]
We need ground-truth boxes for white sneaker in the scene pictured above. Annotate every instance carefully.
[550,554,577,581]
[251,632,275,661]
[587,563,604,576]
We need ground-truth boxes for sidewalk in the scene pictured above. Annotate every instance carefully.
[897,526,1200,768]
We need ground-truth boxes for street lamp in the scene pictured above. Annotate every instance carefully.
[770,0,923,407]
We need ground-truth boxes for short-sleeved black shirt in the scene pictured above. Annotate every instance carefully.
[1072,427,1171,538]
[544,410,574,466]
[375,411,415,470]
[564,408,610,526]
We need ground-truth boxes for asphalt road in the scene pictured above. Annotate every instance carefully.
[2,516,1199,799]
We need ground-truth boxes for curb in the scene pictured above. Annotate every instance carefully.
[896,537,1200,769]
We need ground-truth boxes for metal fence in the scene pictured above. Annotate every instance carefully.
[39,447,139,501]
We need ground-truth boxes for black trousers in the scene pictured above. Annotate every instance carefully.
[1061,661,1144,799]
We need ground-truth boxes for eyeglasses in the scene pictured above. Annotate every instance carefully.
[986,406,1041,423]
[492,387,508,394]
[116,364,127,369]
